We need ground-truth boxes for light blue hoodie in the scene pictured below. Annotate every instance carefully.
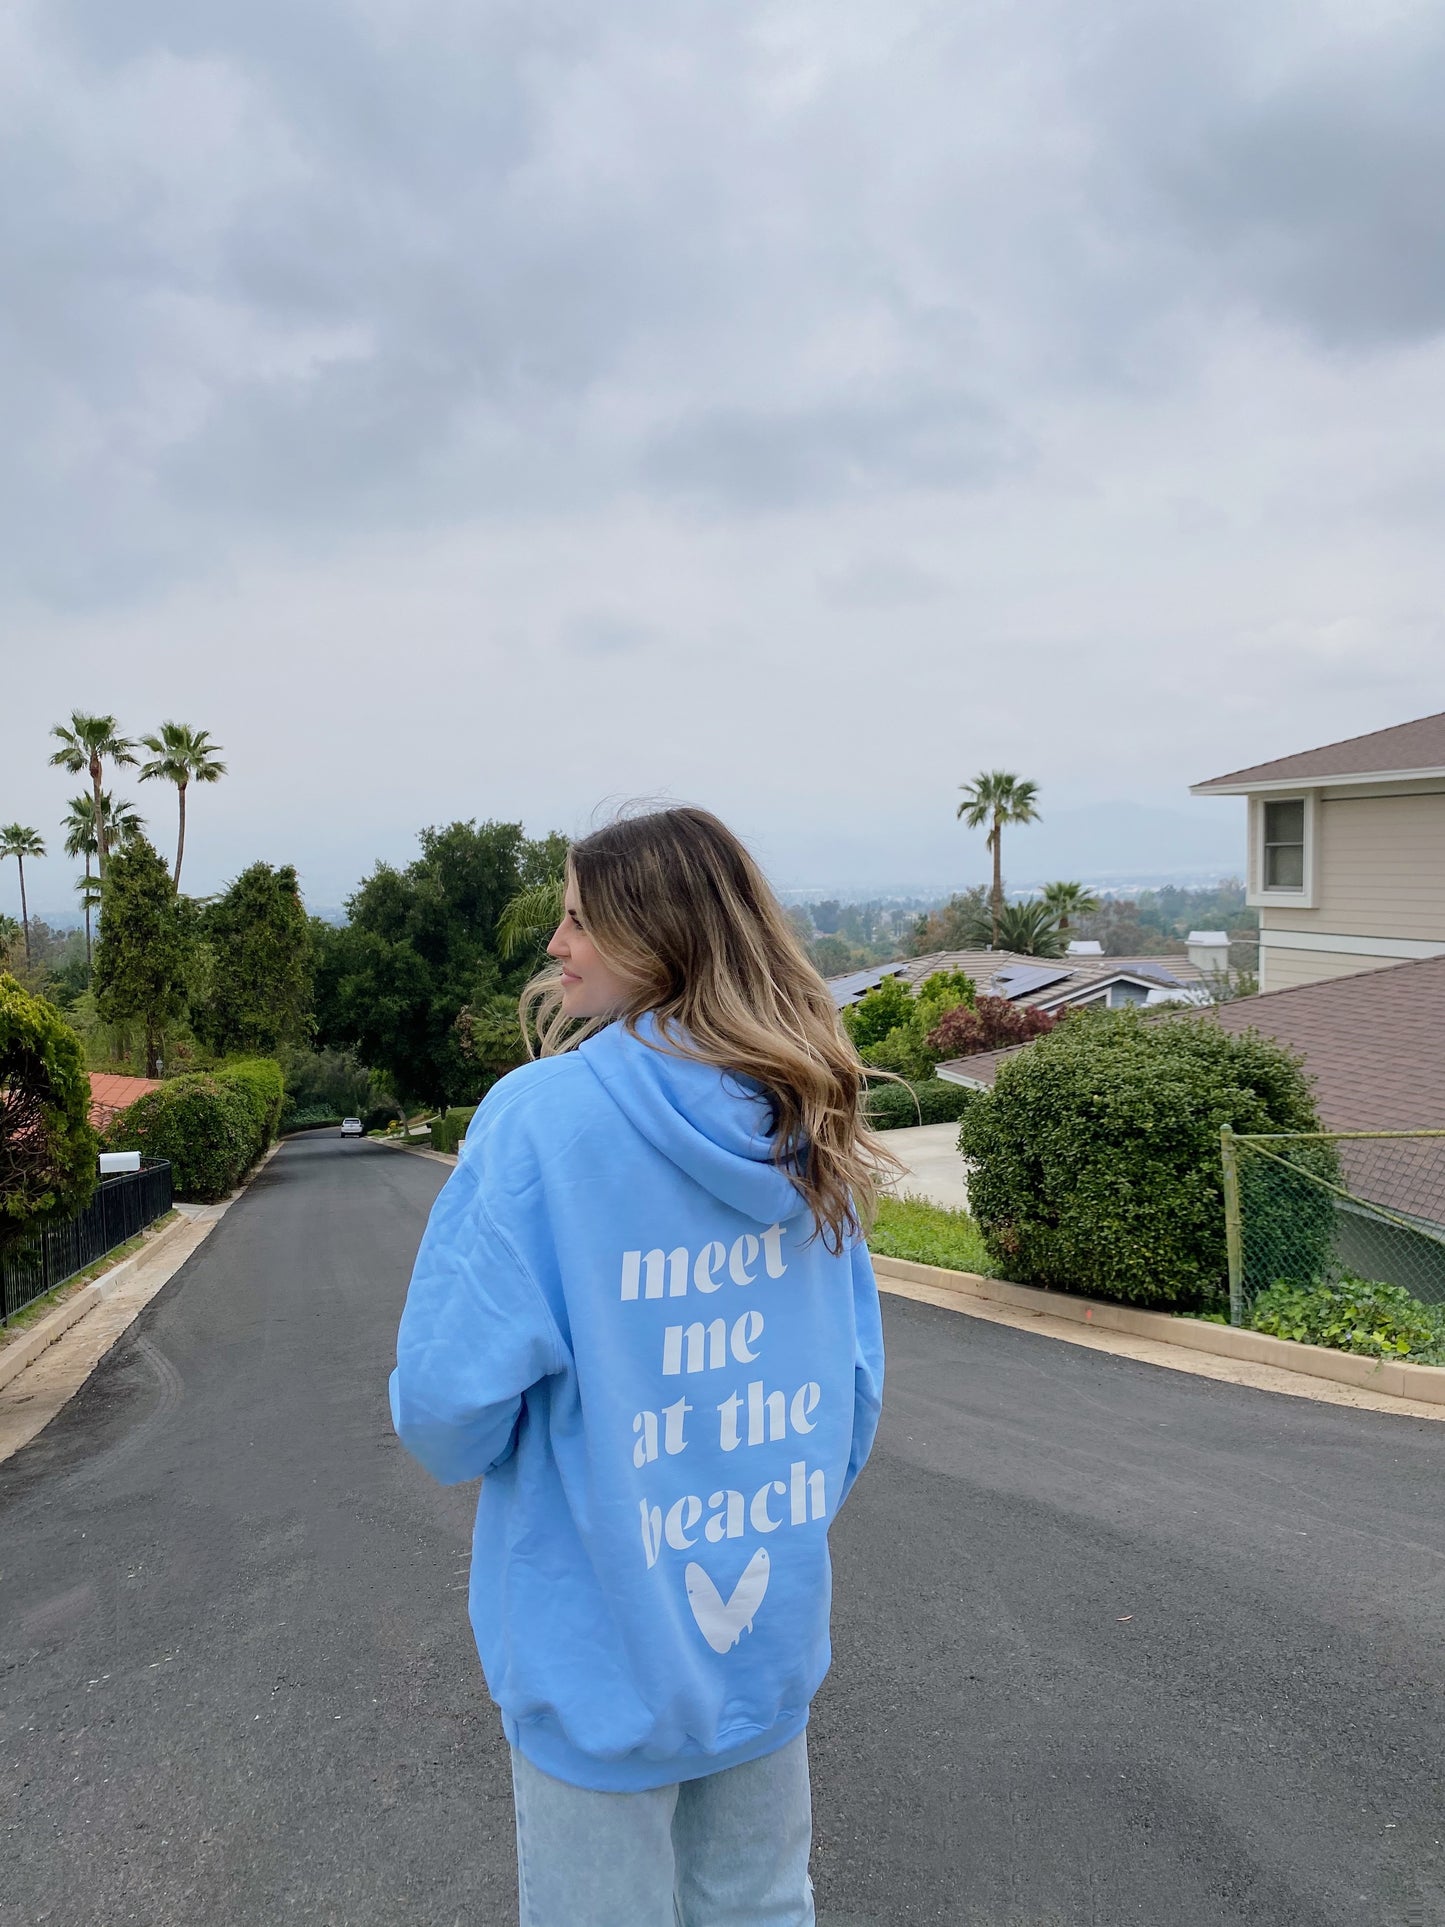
[389,1015,885,1791]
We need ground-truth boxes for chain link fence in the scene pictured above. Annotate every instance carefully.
[1220,1128,1445,1326]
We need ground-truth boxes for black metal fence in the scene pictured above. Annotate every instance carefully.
[1,1161,174,1325]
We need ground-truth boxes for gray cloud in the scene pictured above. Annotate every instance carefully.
[6,0,1444,607]
[5,0,1445,906]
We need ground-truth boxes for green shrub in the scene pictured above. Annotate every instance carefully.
[1,972,97,1248]
[104,1075,258,1202]
[281,1106,345,1133]
[842,977,914,1050]
[219,1057,286,1155]
[859,1028,936,1081]
[912,970,976,1034]
[429,1105,479,1155]
[1248,1275,1445,1364]
[865,1078,977,1130]
[868,1196,992,1274]
[958,1008,1325,1312]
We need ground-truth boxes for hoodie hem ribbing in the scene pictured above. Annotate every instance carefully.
[502,1705,810,1793]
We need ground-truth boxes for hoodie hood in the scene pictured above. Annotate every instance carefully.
[580,1013,805,1225]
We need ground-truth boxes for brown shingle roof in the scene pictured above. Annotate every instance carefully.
[1191,709,1445,793]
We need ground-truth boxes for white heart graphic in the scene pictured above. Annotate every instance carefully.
[685,1549,770,1654]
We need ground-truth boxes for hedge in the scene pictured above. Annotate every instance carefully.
[0,972,97,1248]
[958,1008,1328,1312]
[104,1058,286,1203]
[864,1078,977,1131]
[281,1106,345,1134]
[430,1106,478,1155]
[219,1058,286,1147]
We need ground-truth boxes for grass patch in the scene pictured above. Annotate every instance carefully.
[868,1195,992,1275]
[0,1210,181,1346]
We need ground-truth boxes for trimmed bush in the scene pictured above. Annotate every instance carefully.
[1247,1276,1445,1365]
[104,1075,258,1202]
[865,1078,977,1131]
[219,1057,286,1154]
[281,1107,345,1134]
[958,1008,1325,1311]
[1,972,97,1248]
[429,1105,478,1155]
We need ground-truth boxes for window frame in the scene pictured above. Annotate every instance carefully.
[1248,790,1318,908]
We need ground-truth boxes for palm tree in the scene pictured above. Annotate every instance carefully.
[497,876,566,959]
[958,895,1066,959]
[956,771,1041,946]
[64,792,145,964]
[0,824,46,968]
[49,713,138,879]
[1040,880,1101,934]
[139,722,227,888]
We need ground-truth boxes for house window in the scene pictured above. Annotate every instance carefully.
[1262,799,1305,890]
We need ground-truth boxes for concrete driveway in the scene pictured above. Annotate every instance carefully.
[884,1120,970,1211]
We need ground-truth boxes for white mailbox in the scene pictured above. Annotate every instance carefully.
[99,1151,142,1176]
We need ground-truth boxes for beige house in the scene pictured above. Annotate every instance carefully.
[1191,710,1445,992]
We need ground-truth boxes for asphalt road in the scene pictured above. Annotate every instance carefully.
[2,1134,1443,1927]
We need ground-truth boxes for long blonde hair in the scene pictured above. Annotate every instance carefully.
[522,807,900,1252]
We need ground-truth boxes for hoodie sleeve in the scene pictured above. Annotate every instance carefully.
[838,1237,885,1507]
[389,1155,570,1486]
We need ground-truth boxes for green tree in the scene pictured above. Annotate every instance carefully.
[63,792,145,967]
[956,771,1041,946]
[0,825,45,970]
[1,972,97,1249]
[1040,880,1100,933]
[196,863,313,1056]
[313,821,565,1107]
[138,722,227,888]
[93,836,192,1077]
[48,713,137,880]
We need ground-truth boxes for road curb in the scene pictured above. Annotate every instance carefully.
[871,1255,1445,1408]
[373,1137,458,1167]
[0,1212,196,1395]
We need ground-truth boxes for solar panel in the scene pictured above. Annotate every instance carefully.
[827,965,908,1008]
[989,965,1073,999]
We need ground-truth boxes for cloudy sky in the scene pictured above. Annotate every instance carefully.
[5,0,1444,916]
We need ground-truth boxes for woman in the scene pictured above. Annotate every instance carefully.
[390,807,891,1926]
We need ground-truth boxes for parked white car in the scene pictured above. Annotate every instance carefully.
[340,1117,364,1138]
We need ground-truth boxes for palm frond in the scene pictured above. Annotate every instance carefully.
[497,878,565,958]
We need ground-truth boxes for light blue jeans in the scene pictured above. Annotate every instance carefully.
[510,1732,816,1926]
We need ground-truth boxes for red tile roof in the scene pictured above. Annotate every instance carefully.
[88,1073,162,1130]
[1191,709,1445,792]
